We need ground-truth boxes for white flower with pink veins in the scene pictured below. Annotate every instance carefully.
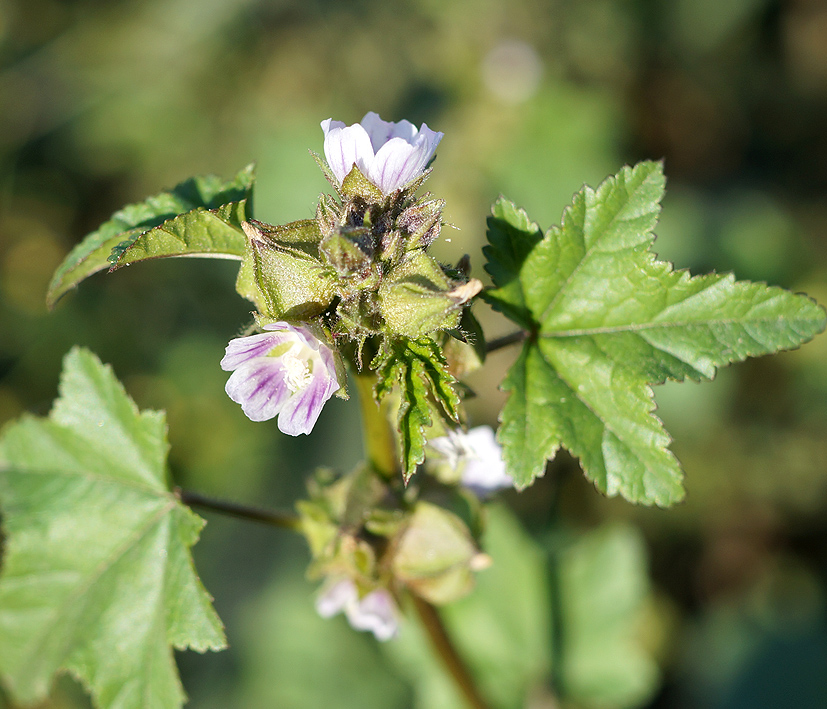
[315,578,399,641]
[321,111,443,195]
[220,322,340,436]
[430,425,514,494]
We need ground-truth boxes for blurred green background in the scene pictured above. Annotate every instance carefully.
[1,0,826,707]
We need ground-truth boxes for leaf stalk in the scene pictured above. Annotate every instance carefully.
[175,488,301,531]
[411,594,493,709]
[486,330,528,353]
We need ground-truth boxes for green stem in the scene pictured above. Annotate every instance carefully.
[486,330,528,353]
[175,487,301,531]
[412,595,493,709]
[352,367,490,707]
[353,371,398,478]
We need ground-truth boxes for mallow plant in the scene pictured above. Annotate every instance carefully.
[0,112,824,709]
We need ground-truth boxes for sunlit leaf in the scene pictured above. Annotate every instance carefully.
[481,198,543,330]
[47,165,254,308]
[0,348,225,709]
[486,161,826,505]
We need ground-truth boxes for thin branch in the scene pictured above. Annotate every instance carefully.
[412,594,492,709]
[485,330,528,353]
[174,487,301,531]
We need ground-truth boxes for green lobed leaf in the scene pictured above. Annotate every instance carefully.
[108,200,248,268]
[482,197,544,330]
[497,342,562,489]
[47,164,255,308]
[490,161,826,505]
[557,524,660,708]
[0,348,226,709]
[373,338,461,483]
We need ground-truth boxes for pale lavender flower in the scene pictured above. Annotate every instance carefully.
[315,578,358,618]
[321,111,443,195]
[315,578,399,641]
[430,426,513,494]
[221,322,339,436]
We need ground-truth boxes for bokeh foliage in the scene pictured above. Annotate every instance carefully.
[1,0,826,707]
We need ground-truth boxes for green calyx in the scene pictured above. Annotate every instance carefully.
[236,164,481,343]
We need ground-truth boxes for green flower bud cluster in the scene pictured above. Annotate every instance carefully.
[298,464,490,609]
[235,161,481,345]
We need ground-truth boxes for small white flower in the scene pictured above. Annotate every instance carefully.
[321,112,443,195]
[430,426,513,494]
[220,322,340,436]
[315,578,399,641]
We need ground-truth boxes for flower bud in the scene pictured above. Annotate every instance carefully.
[319,227,373,276]
[398,198,444,251]
[240,220,336,320]
[391,501,479,604]
[379,251,482,339]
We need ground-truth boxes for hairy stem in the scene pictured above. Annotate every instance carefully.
[412,594,493,709]
[353,371,399,478]
[486,330,528,353]
[175,488,300,531]
[354,362,489,707]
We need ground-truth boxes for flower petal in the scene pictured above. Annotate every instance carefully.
[321,113,443,194]
[461,426,512,492]
[276,368,337,436]
[315,578,358,618]
[430,426,513,494]
[220,330,292,371]
[322,120,375,185]
[224,359,291,422]
[345,589,399,641]
[368,138,421,194]
[360,111,418,151]
[416,123,444,158]
[429,430,464,470]
[278,321,322,352]
[369,128,443,193]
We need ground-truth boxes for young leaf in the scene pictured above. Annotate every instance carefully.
[108,200,248,268]
[373,338,461,482]
[0,348,225,709]
[488,161,826,505]
[47,164,255,308]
